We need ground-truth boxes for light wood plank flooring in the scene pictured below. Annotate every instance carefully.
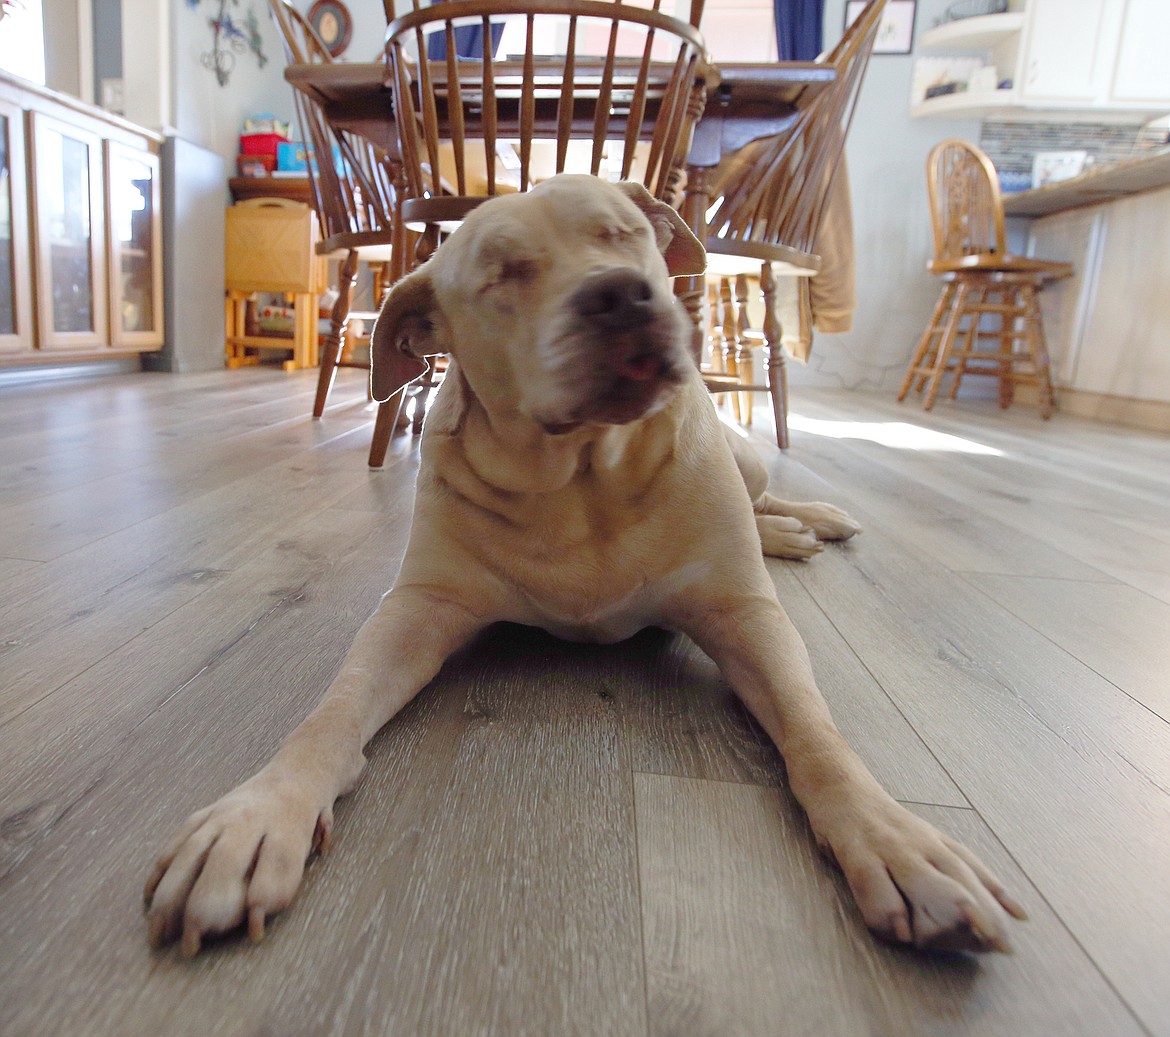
[1,368,1168,1037]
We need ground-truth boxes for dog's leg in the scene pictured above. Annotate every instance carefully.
[144,586,486,955]
[668,589,1026,953]
[719,423,860,557]
[755,494,863,543]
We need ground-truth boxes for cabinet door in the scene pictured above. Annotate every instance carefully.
[0,99,33,354]
[1110,0,1170,105]
[1073,187,1170,401]
[1018,0,1110,103]
[29,111,108,351]
[105,141,163,349]
[1027,207,1105,389]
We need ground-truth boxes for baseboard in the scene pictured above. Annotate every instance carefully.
[0,357,141,387]
[1054,387,1170,434]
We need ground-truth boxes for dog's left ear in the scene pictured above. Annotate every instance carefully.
[369,267,446,404]
[614,181,707,278]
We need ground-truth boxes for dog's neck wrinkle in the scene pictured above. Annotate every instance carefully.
[451,394,676,498]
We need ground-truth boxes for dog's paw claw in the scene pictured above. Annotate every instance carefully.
[144,777,324,956]
[248,905,267,943]
[818,800,1022,957]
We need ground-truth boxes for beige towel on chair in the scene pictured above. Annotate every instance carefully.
[782,165,856,362]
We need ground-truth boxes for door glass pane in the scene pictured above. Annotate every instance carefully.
[111,153,155,334]
[42,128,94,334]
[0,115,14,336]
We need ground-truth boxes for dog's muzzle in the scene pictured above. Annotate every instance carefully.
[569,270,664,377]
[535,268,690,434]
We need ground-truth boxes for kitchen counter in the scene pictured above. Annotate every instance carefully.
[1003,146,1170,217]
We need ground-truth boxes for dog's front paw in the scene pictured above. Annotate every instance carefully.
[144,774,332,956]
[813,797,1026,954]
[755,515,824,560]
[793,502,863,542]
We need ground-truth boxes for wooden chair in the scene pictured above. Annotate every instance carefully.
[268,0,412,463]
[897,139,1072,416]
[699,0,884,449]
[383,0,712,242]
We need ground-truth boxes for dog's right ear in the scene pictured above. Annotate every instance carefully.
[369,268,444,404]
[613,181,707,278]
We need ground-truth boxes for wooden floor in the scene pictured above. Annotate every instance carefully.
[1,367,1168,1037]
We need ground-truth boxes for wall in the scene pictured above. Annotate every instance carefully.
[788,0,981,394]
[42,0,81,95]
[170,0,291,172]
[168,1,397,175]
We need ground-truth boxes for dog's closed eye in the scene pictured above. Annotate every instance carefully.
[595,224,646,245]
[479,258,538,294]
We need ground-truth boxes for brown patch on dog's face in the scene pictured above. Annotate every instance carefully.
[425,176,699,431]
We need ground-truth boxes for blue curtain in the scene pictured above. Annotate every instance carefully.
[427,23,505,60]
[774,0,824,61]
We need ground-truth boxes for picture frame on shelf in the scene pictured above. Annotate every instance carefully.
[846,0,916,55]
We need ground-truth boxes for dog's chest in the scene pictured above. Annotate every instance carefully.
[520,559,711,643]
[434,459,705,634]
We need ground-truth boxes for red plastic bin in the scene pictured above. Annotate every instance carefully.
[239,132,290,156]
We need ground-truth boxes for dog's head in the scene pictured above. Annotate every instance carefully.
[370,175,706,433]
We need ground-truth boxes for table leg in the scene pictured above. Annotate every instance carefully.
[678,164,713,365]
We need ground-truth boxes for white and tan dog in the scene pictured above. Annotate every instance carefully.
[145,175,1024,957]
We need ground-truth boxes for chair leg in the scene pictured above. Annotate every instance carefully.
[898,281,954,402]
[368,390,406,468]
[923,281,969,411]
[948,282,987,403]
[734,274,755,425]
[313,249,359,418]
[1023,284,1057,419]
[706,279,726,375]
[759,261,788,450]
[992,285,1018,409]
[719,277,741,422]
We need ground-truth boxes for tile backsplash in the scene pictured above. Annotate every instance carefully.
[979,120,1169,176]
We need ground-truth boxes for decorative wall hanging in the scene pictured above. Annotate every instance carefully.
[188,0,269,86]
[845,0,916,55]
[307,0,353,59]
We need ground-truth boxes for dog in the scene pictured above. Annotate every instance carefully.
[145,175,1024,957]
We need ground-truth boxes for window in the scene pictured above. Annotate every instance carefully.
[0,0,47,85]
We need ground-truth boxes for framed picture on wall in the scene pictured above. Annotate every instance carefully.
[845,0,916,54]
[307,0,353,59]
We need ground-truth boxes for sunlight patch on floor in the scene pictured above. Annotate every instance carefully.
[787,413,1004,455]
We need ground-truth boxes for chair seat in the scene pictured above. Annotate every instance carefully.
[704,247,820,278]
[400,195,490,232]
[928,252,1072,280]
[704,235,821,274]
[318,231,396,262]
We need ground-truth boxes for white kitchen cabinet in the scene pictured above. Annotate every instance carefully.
[913,0,1170,121]
[1016,0,1111,105]
[1109,0,1170,106]
[1026,207,1104,388]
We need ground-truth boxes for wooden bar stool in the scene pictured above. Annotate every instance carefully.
[898,139,1071,417]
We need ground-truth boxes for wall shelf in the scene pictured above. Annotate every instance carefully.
[918,13,1024,53]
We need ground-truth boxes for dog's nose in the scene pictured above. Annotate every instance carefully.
[571,270,655,330]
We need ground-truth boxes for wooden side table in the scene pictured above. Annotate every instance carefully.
[224,197,326,371]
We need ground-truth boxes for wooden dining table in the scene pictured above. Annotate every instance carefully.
[283,57,837,347]
[284,58,835,211]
